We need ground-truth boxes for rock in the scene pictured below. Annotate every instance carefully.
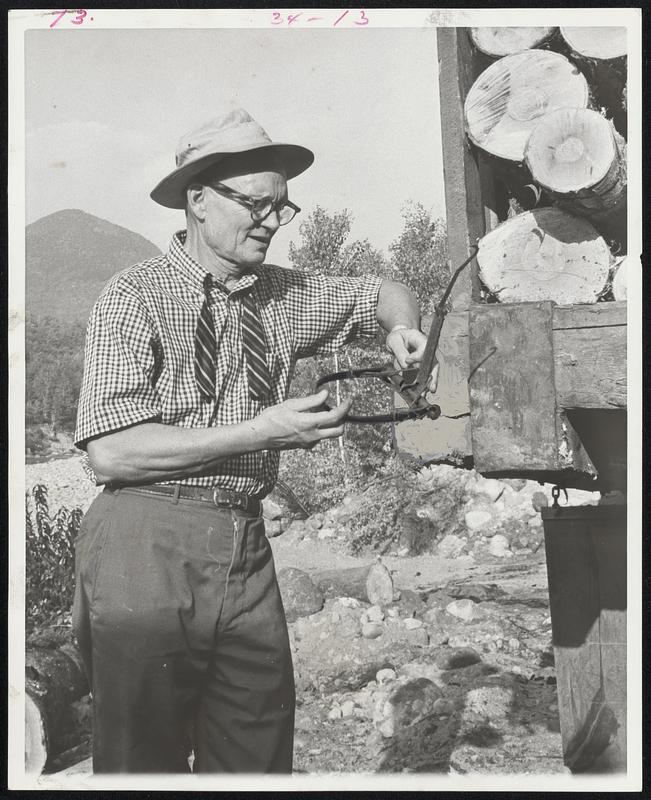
[464,509,492,531]
[317,527,335,540]
[367,605,385,623]
[475,478,504,503]
[376,668,397,685]
[437,534,467,558]
[328,706,343,720]
[406,628,429,647]
[362,622,384,639]
[341,700,355,717]
[265,519,283,538]
[488,534,511,557]
[373,678,443,738]
[433,646,482,670]
[338,597,362,609]
[528,516,542,528]
[276,567,324,623]
[445,599,479,622]
[403,618,423,630]
[531,491,549,511]
[508,638,521,651]
[262,498,283,520]
[307,514,324,531]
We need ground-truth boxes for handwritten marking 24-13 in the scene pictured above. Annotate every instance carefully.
[50,9,92,28]
[271,10,369,26]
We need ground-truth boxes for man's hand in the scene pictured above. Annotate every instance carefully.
[250,389,352,451]
[385,327,439,393]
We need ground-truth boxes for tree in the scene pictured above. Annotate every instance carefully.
[388,202,449,314]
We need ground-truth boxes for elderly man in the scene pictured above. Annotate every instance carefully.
[73,109,435,774]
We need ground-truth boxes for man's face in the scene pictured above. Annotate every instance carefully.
[201,168,288,270]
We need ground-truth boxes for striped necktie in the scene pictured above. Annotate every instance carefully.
[240,291,271,401]
[194,274,216,400]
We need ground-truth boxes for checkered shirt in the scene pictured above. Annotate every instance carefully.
[75,230,382,496]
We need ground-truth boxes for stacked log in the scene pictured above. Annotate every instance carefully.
[476,207,612,305]
[559,27,627,136]
[469,27,557,58]
[25,644,89,775]
[464,25,629,290]
[464,50,589,163]
[525,108,627,224]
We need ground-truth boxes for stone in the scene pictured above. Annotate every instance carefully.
[338,597,362,609]
[445,599,478,622]
[433,646,482,670]
[376,668,397,685]
[265,519,283,538]
[488,534,510,557]
[317,527,335,540]
[361,622,384,639]
[464,509,492,531]
[262,498,283,520]
[373,678,443,738]
[276,567,324,623]
[367,605,385,623]
[403,617,423,630]
[406,627,429,647]
[531,491,549,511]
[328,706,343,720]
[307,514,324,531]
[475,478,504,503]
[508,638,520,651]
[437,534,467,559]
[463,686,513,719]
[341,700,355,718]
[528,516,542,528]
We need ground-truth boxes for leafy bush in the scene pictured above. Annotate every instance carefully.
[25,485,82,631]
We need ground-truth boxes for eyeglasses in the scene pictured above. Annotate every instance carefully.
[207,182,301,226]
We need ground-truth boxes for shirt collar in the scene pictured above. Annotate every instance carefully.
[167,230,259,295]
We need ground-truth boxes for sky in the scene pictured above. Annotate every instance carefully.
[25,27,444,263]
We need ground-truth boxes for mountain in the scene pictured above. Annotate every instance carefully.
[26,209,162,324]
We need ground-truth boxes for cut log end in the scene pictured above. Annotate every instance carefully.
[314,562,394,607]
[470,26,556,57]
[612,256,628,301]
[465,50,589,162]
[477,207,611,305]
[560,26,627,61]
[526,108,619,194]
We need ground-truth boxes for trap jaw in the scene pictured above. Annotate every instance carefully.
[314,245,478,424]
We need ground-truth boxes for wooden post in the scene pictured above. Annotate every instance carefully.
[542,504,627,772]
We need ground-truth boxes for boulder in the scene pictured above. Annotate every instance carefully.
[276,567,324,623]
[488,534,511,557]
[445,599,479,622]
[262,498,283,520]
[464,509,492,531]
[531,491,549,511]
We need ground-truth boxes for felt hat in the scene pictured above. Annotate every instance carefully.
[150,108,314,209]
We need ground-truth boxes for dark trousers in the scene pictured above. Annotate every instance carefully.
[72,488,295,774]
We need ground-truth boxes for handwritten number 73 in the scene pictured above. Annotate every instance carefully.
[50,9,88,28]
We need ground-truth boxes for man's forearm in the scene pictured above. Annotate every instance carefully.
[87,421,264,486]
[376,279,421,332]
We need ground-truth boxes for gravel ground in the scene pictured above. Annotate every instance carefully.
[25,455,102,513]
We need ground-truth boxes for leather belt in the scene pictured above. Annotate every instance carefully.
[116,484,262,516]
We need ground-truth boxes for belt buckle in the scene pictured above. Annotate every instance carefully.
[212,488,232,509]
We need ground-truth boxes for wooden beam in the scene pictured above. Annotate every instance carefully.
[437,27,495,309]
[468,301,559,471]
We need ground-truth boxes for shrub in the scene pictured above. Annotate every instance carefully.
[25,485,82,631]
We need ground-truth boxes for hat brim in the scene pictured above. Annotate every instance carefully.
[150,142,314,209]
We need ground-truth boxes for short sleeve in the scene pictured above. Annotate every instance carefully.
[74,288,163,449]
[270,269,382,359]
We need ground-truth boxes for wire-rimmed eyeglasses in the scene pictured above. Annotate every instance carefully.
[207,182,301,226]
